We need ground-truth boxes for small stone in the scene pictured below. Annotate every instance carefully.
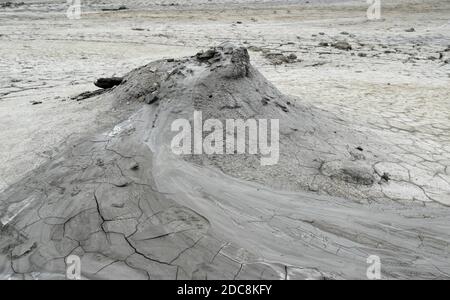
[263,52,297,65]
[332,41,352,51]
[405,28,415,32]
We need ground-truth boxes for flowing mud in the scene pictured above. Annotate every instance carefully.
[0,44,449,280]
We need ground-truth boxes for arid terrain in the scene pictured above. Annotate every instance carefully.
[0,0,449,280]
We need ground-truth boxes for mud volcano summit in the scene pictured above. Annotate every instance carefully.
[0,43,449,280]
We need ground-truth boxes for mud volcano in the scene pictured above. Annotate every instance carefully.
[1,43,449,280]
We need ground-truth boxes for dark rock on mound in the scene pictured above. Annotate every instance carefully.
[195,45,250,78]
[263,52,298,65]
[94,77,124,89]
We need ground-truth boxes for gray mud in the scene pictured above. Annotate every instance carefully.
[0,44,449,280]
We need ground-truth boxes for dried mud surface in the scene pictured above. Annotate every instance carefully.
[0,0,449,279]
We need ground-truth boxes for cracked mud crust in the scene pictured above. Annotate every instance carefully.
[1,42,450,280]
[1,0,450,280]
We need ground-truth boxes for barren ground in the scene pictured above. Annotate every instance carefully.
[0,0,449,279]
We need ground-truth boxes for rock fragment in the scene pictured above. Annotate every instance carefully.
[332,41,352,51]
[263,52,299,65]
